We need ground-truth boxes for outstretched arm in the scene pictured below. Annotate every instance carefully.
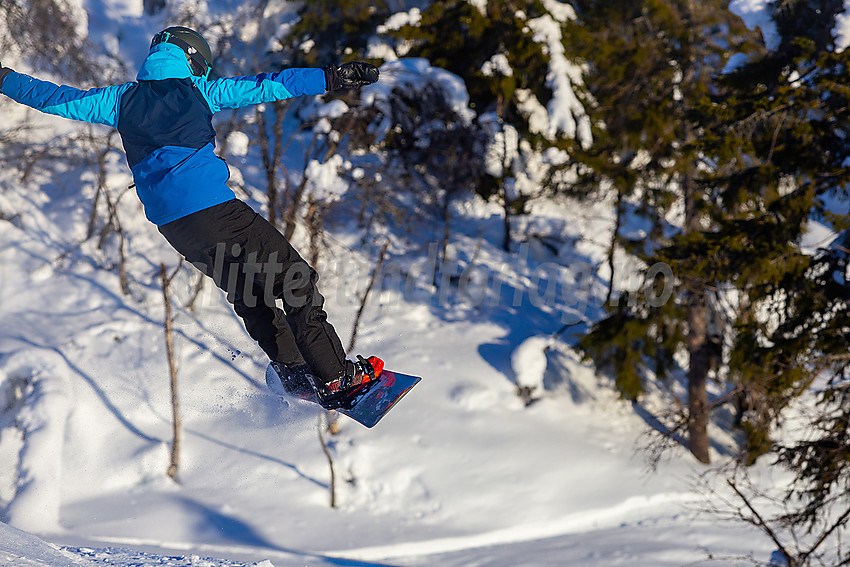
[0,63,131,127]
[197,62,379,112]
[197,68,326,112]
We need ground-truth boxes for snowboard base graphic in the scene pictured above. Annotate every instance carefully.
[266,364,420,428]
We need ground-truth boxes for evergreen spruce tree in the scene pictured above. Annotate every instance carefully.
[395,0,552,124]
[286,0,389,66]
[695,5,850,552]
[573,0,756,463]
[580,0,850,475]
[394,0,589,249]
[676,0,850,470]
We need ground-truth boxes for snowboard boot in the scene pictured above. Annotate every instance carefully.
[312,355,384,410]
[267,361,316,398]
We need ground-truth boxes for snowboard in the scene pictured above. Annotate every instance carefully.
[265,363,421,428]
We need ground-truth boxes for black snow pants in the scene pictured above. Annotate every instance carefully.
[158,199,347,383]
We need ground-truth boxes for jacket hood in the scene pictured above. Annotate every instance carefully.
[137,43,194,81]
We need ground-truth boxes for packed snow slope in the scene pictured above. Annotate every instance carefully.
[0,192,781,566]
[1,512,779,567]
[0,1,799,566]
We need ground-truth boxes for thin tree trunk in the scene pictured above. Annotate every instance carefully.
[306,198,322,268]
[86,181,103,241]
[318,413,336,507]
[502,196,512,253]
[677,34,712,461]
[283,131,320,240]
[435,192,451,288]
[606,191,624,305]
[349,242,389,352]
[496,96,512,252]
[256,102,286,227]
[687,287,711,463]
[683,169,711,464]
[102,186,129,296]
[160,263,182,479]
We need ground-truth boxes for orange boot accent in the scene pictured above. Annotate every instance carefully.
[367,356,384,380]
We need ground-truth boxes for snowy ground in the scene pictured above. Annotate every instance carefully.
[0,180,781,566]
[3,514,777,567]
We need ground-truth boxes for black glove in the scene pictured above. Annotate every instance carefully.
[324,62,379,91]
[0,62,13,89]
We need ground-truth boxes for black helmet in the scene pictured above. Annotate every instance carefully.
[151,26,213,78]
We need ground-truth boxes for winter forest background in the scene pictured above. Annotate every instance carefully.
[2,0,850,566]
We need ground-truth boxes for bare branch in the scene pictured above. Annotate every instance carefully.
[727,479,797,566]
[348,241,390,352]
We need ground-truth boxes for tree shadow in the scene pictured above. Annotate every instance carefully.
[2,336,160,444]
[176,497,403,566]
[184,426,327,490]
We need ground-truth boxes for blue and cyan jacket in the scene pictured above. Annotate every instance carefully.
[0,43,327,225]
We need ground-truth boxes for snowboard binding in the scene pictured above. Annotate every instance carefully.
[268,361,315,398]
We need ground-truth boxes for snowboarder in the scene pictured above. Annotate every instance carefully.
[0,26,383,405]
